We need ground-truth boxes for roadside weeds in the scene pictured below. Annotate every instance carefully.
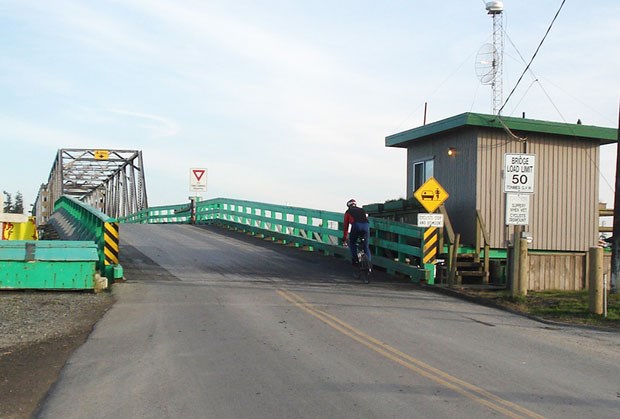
[427,286,620,331]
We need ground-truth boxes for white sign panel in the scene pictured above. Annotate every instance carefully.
[190,168,208,192]
[418,213,444,227]
[505,193,530,225]
[504,153,535,193]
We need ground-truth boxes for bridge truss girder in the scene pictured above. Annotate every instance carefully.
[36,149,148,224]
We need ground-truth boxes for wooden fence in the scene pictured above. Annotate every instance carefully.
[527,251,612,291]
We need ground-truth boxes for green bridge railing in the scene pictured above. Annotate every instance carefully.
[51,196,121,280]
[120,198,435,283]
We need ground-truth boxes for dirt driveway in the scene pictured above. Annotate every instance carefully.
[0,291,114,419]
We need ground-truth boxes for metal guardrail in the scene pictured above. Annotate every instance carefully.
[51,196,122,280]
[119,198,434,283]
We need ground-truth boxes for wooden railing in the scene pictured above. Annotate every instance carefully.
[475,209,491,284]
[439,206,457,284]
[438,207,490,285]
[599,207,613,234]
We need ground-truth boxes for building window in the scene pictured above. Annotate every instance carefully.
[413,159,434,191]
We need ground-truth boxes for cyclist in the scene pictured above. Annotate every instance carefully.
[343,199,371,265]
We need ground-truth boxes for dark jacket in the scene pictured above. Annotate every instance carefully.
[343,206,368,241]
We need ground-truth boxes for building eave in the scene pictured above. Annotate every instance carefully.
[385,112,618,148]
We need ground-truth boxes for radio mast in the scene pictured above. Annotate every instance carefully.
[486,1,504,115]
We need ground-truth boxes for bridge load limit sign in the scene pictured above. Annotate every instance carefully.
[190,168,208,192]
[504,153,535,194]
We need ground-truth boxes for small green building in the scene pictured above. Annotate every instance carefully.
[386,112,617,290]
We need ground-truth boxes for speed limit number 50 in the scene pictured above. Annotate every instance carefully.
[504,153,535,193]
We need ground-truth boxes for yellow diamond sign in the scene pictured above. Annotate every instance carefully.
[414,176,449,213]
[94,150,110,160]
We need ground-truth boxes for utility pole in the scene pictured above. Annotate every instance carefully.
[611,97,620,293]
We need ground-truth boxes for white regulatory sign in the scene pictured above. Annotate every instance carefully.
[418,213,444,227]
[190,168,208,192]
[505,193,530,225]
[504,153,535,193]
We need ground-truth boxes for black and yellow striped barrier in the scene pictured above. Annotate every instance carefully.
[423,226,438,265]
[104,222,119,265]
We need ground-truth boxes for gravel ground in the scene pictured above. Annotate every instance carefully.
[0,290,115,419]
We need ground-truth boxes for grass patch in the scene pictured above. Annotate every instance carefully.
[458,289,620,329]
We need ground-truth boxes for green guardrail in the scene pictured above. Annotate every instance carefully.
[119,198,434,283]
[119,202,192,224]
[52,196,122,281]
[0,240,105,290]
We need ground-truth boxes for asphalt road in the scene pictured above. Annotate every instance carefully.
[37,224,620,418]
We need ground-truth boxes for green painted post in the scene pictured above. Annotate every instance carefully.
[258,208,265,229]
[293,213,300,248]
[306,216,314,252]
[321,218,330,256]
[424,263,435,284]
[398,234,406,263]
[372,227,379,261]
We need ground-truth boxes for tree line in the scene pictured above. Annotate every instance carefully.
[3,191,24,214]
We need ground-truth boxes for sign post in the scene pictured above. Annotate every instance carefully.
[504,153,536,297]
[189,168,207,224]
[414,177,449,284]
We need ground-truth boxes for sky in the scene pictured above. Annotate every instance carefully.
[1,0,618,214]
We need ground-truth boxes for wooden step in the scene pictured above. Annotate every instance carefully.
[457,271,487,277]
[455,261,481,269]
[456,253,477,260]
[438,252,477,260]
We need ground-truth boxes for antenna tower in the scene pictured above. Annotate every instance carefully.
[486,1,504,114]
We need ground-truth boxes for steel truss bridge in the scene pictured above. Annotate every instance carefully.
[34,149,148,226]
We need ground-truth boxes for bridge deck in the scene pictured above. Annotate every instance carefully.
[120,223,398,286]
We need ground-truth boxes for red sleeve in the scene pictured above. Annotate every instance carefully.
[343,212,354,241]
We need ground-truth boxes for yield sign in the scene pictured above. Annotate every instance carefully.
[193,169,205,182]
[190,168,208,192]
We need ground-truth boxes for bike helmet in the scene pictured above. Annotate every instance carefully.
[346,199,357,208]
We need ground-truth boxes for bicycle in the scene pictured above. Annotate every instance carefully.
[353,236,372,284]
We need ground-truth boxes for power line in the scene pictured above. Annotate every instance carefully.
[390,46,479,132]
[498,0,567,115]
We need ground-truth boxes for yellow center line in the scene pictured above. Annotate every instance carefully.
[277,289,546,419]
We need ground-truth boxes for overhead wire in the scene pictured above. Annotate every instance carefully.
[510,79,539,114]
[497,0,614,199]
[390,46,480,133]
[498,0,567,116]
[535,75,617,126]
[469,82,481,112]
[495,0,567,142]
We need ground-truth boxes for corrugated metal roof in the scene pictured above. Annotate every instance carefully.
[385,112,618,148]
